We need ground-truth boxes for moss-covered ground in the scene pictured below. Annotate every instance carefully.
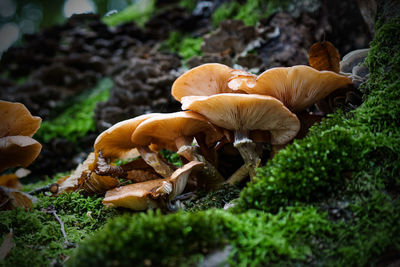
[1,7,399,267]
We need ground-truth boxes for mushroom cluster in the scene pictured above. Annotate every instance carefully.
[60,63,351,211]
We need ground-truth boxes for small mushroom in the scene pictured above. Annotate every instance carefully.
[94,113,161,160]
[103,161,203,211]
[131,111,225,187]
[0,136,42,172]
[172,63,248,102]
[0,100,41,138]
[229,65,353,113]
[94,113,176,178]
[181,93,300,183]
[0,101,42,172]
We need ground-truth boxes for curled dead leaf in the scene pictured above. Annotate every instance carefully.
[58,152,119,195]
[308,41,340,73]
[0,186,36,210]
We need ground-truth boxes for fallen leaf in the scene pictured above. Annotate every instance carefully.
[308,41,340,73]
[0,186,36,210]
[0,231,15,260]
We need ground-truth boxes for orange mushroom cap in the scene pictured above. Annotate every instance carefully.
[181,94,300,145]
[103,161,203,210]
[172,63,239,102]
[131,111,223,151]
[238,65,352,112]
[0,100,41,138]
[94,113,161,159]
[0,136,42,172]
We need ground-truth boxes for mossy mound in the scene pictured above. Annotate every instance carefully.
[69,207,331,267]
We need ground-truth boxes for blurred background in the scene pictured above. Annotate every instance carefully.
[0,0,145,54]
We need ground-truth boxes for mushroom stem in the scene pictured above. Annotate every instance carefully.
[137,146,176,178]
[175,136,225,188]
[175,136,196,161]
[225,164,250,185]
[233,130,261,180]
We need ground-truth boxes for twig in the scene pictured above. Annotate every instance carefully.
[29,183,59,195]
[42,206,75,248]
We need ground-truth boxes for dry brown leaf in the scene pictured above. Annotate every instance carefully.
[0,186,36,210]
[58,152,119,195]
[0,231,15,260]
[308,41,340,73]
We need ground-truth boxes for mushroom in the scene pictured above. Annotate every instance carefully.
[228,65,352,113]
[103,161,203,211]
[171,63,249,102]
[130,111,226,188]
[94,113,176,178]
[181,93,300,183]
[0,100,42,172]
[0,136,42,172]
[0,100,41,138]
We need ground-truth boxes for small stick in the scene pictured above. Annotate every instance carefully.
[42,206,74,248]
[29,183,59,195]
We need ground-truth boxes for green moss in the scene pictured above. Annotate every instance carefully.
[69,206,331,267]
[0,176,120,266]
[163,31,203,61]
[184,184,240,212]
[159,149,183,167]
[179,0,197,12]
[212,0,288,27]
[35,77,113,143]
[320,192,400,266]
[68,210,230,267]
[103,0,155,27]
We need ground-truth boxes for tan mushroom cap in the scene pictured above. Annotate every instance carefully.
[131,111,223,151]
[0,100,41,138]
[0,136,42,172]
[103,161,203,210]
[171,63,236,102]
[94,113,161,159]
[181,94,300,145]
[241,65,352,112]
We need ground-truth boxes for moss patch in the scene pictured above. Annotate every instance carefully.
[69,207,331,267]
[212,0,289,27]
[35,78,113,143]
[162,31,203,62]
[102,0,156,27]
[0,182,120,266]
